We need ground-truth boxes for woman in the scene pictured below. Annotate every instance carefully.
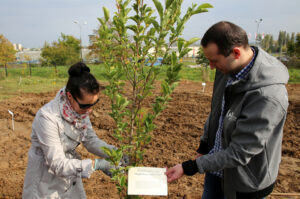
[22,62,124,199]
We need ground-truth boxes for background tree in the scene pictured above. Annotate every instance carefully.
[287,40,296,57]
[277,31,287,53]
[296,33,300,58]
[269,35,275,52]
[287,32,295,57]
[87,20,127,63]
[291,32,295,44]
[195,46,210,82]
[286,33,290,46]
[24,55,32,76]
[196,46,209,66]
[0,34,16,77]
[96,0,212,198]
[41,33,80,67]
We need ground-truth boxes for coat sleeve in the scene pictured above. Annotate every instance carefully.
[196,112,210,154]
[82,119,116,158]
[195,92,288,173]
[33,110,93,178]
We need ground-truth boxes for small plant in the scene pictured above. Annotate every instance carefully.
[96,0,212,198]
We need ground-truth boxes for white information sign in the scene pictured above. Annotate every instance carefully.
[128,167,168,196]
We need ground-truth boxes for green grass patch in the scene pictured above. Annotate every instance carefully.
[0,76,66,101]
[0,65,298,101]
[179,66,215,81]
[288,68,300,83]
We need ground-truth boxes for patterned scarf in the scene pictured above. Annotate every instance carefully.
[58,88,88,140]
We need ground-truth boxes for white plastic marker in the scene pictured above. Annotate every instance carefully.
[202,82,206,93]
[19,76,22,85]
[8,110,14,131]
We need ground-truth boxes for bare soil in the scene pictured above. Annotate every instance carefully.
[0,81,299,199]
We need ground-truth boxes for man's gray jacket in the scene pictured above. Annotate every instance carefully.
[184,47,289,199]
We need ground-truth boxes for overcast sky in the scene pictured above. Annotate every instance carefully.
[1,0,300,48]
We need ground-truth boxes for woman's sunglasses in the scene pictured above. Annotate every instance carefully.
[73,95,99,109]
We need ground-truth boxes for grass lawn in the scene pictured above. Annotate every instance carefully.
[288,68,300,83]
[0,76,66,100]
[0,64,299,100]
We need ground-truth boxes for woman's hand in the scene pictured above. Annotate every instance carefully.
[94,159,116,177]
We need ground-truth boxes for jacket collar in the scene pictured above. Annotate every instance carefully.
[227,47,289,94]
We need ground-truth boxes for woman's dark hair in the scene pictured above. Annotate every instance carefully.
[66,62,100,100]
[201,21,249,57]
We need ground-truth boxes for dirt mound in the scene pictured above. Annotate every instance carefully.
[0,81,299,198]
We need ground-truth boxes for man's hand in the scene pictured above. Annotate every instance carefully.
[165,164,184,183]
[195,153,202,159]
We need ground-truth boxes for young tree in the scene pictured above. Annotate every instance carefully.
[196,46,209,66]
[41,33,80,66]
[96,0,212,198]
[0,34,16,77]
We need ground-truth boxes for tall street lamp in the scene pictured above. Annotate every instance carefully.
[255,18,263,45]
[73,20,87,61]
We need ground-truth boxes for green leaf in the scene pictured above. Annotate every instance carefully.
[133,3,138,12]
[97,18,106,27]
[147,27,156,36]
[184,37,200,48]
[123,0,131,8]
[165,0,175,9]
[176,21,184,34]
[120,176,126,187]
[146,135,152,144]
[197,3,213,9]
[177,38,185,53]
[192,8,208,15]
[126,25,138,33]
[171,51,177,66]
[152,0,163,21]
[156,96,165,103]
[129,15,139,24]
[150,18,159,30]
[161,81,170,95]
[103,7,110,21]
[192,4,213,15]
[180,48,192,58]
[101,147,112,156]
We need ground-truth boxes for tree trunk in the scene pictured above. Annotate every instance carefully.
[54,63,57,76]
[5,63,8,77]
[29,63,32,76]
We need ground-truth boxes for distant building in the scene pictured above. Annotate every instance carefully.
[16,50,42,64]
[13,43,23,51]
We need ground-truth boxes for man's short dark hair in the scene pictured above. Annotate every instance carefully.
[201,21,249,57]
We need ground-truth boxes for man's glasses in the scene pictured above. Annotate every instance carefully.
[73,95,99,109]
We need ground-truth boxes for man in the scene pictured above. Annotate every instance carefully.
[166,21,289,199]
